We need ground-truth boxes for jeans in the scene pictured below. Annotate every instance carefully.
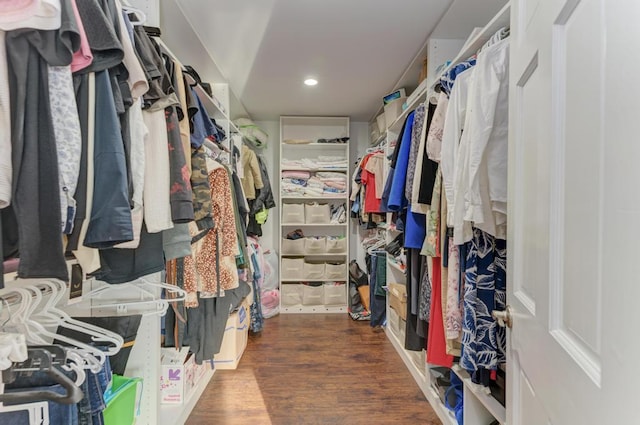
[0,384,79,425]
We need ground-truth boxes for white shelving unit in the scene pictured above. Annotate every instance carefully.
[377,4,511,425]
[279,116,350,314]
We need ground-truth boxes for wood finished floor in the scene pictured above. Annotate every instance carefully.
[186,314,443,425]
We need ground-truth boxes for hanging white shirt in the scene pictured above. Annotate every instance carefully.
[465,38,510,239]
[143,109,173,233]
[115,98,147,249]
[440,67,474,228]
[114,0,149,101]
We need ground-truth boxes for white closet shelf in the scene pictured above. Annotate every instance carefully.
[281,253,348,258]
[281,278,348,283]
[281,305,347,314]
[281,167,349,172]
[384,326,458,425]
[452,365,507,424]
[387,86,428,133]
[281,222,348,227]
[281,143,349,147]
[160,368,215,425]
[192,83,233,124]
[281,195,348,200]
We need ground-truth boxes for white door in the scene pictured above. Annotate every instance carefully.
[507,0,640,424]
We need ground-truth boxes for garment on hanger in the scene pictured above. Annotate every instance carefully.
[183,164,240,307]
[240,145,263,201]
[69,0,92,73]
[412,101,439,214]
[0,32,11,210]
[84,69,133,248]
[425,92,447,164]
[4,0,80,281]
[441,66,474,229]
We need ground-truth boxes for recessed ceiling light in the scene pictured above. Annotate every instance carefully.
[304,78,318,86]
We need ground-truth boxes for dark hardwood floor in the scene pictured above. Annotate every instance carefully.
[186,314,443,425]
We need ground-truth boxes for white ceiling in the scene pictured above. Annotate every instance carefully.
[172,0,508,122]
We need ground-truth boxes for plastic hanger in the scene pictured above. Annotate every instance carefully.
[32,279,123,356]
[0,348,83,405]
[83,278,186,317]
[120,0,147,26]
[19,285,105,373]
[0,401,47,425]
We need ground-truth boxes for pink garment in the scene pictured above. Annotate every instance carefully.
[281,170,310,180]
[69,0,92,73]
[0,0,34,13]
[324,181,346,190]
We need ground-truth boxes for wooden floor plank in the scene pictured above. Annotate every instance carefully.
[187,314,443,425]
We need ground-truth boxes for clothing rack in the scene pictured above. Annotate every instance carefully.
[427,2,511,95]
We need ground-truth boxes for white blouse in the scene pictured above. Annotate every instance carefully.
[440,67,474,229]
[465,38,510,240]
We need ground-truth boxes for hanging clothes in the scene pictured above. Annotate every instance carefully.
[183,163,240,307]
[3,0,82,281]
[240,144,264,201]
[460,229,506,385]
[84,69,133,247]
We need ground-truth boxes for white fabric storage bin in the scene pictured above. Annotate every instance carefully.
[281,284,302,306]
[324,262,347,280]
[323,283,346,305]
[281,238,305,255]
[384,97,406,126]
[376,113,386,133]
[304,237,326,254]
[304,203,330,224]
[282,203,305,224]
[302,284,324,305]
[303,262,325,280]
[281,258,304,280]
[325,237,347,253]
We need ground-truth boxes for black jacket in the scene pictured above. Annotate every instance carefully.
[251,154,275,214]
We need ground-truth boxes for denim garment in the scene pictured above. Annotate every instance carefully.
[1,384,79,425]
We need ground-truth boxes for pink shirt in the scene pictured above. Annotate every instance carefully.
[70,0,93,73]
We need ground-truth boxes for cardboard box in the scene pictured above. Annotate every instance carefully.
[160,347,212,404]
[184,355,210,397]
[213,297,251,370]
[388,283,407,321]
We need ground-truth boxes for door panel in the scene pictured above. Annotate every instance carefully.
[512,51,546,317]
[507,0,640,423]
[550,0,604,384]
[513,355,551,425]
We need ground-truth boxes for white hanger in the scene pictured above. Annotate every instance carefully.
[366,238,387,255]
[120,0,147,26]
[83,277,186,317]
[19,285,105,373]
[32,280,124,357]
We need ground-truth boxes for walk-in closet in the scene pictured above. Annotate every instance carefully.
[1,0,638,424]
